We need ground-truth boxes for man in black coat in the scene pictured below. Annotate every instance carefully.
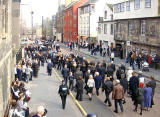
[148,76,156,107]
[76,76,84,101]
[47,60,53,76]
[58,80,69,109]
[102,77,113,106]
[129,72,139,103]
[154,54,160,70]
[62,65,69,84]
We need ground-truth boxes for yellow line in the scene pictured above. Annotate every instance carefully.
[53,69,88,117]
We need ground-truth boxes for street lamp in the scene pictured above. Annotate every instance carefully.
[31,11,34,40]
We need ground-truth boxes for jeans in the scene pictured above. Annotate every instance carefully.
[114,99,123,112]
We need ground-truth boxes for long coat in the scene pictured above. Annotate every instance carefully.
[94,75,102,89]
[144,87,152,107]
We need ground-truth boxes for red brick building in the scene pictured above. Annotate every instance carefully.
[64,0,87,42]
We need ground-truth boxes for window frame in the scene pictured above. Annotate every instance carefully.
[104,10,107,19]
[141,20,146,35]
[104,24,107,34]
[120,2,125,12]
[126,1,130,11]
[128,22,133,36]
[145,0,151,8]
[134,0,140,10]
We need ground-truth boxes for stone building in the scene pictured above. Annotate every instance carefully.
[0,0,21,116]
[113,0,160,58]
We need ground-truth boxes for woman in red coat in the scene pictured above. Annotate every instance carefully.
[148,55,152,67]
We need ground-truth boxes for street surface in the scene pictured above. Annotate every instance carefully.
[27,65,83,117]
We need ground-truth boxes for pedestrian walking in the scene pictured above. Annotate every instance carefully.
[68,72,74,90]
[120,74,128,104]
[47,60,53,76]
[144,83,152,110]
[94,72,102,96]
[129,72,139,103]
[102,77,113,106]
[148,76,156,107]
[76,76,84,101]
[134,83,144,115]
[58,80,69,109]
[62,65,69,84]
[112,80,124,113]
[87,75,95,100]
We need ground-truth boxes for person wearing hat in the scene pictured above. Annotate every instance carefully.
[112,80,124,113]
[58,80,69,109]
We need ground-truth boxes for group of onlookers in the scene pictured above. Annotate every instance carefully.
[10,80,30,117]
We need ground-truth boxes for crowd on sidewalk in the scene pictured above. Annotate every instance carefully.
[66,41,160,71]
[9,41,51,117]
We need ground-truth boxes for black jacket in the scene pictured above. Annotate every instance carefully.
[76,80,84,92]
[58,84,69,96]
[102,80,113,93]
[120,78,128,93]
[62,68,69,78]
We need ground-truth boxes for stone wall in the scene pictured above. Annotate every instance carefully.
[114,18,160,56]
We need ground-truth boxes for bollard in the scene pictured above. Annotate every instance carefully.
[87,113,98,117]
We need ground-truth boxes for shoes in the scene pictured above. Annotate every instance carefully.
[140,112,142,115]
[108,105,112,107]
[114,110,118,113]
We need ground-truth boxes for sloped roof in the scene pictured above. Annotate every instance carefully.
[65,0,79,10]
[106,3,113,11]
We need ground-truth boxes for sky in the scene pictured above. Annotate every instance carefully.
[21,0,63,27]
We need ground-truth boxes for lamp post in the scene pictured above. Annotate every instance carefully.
[31,11,34,40]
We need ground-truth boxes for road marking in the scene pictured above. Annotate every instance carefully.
[53,69,88,117]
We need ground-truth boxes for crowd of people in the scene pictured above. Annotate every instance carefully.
[42,40,157,115]
[9,39,158,116]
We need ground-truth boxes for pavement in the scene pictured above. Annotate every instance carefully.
[59,43,160,82]
[27,65,83,117]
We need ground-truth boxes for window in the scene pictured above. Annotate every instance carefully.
[126,1,130,11]
[98,24,101,33]
[104,24,107,34]
[117,23,121,33]
[110,24,114,35]
[104,11,107,19]
[145,0,151,8]
[110,14,113,20]
[120,2,125,12]
[134,0,140,9]
[128,22,133,36]
[141,20,146,35]
[114,4,120,13]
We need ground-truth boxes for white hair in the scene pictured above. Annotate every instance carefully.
[116,80,120,84]
[37,106,45,115]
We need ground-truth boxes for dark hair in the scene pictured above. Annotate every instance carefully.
[146,83,150,87]
[42,109,48,116]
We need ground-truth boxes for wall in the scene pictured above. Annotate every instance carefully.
[0,0,13,116]
[114,0,159,20]
[98,22,115,47]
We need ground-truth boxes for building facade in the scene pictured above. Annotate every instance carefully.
[64,0,87,42]
[97,3,115,49]
[0,0,21,116]
[78,0,107,44]
[113,0,160,57]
